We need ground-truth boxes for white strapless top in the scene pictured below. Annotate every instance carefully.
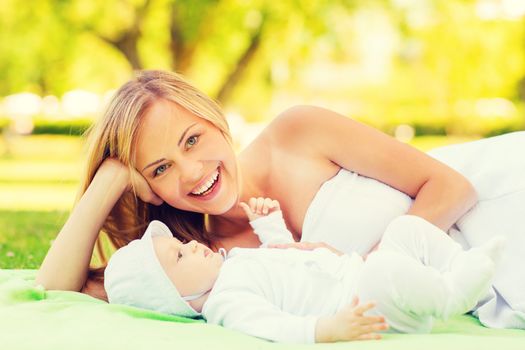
[301,168,413,255]
[300,131,525,329]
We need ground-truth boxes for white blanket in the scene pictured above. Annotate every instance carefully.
[427,131,525,329]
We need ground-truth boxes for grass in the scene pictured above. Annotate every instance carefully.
[0,210,69,269]
[0,134,83,269]
[0,133,481,269]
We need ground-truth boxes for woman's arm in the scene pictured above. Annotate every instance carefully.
[35,159,130,291]
[272,105,478,232]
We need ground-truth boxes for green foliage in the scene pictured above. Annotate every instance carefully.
[0,118,8,132]
[32,118,93,136]
[1,0,525,134]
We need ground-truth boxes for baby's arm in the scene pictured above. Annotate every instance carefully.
[205,288,317,343]
[205,289,386,343]
[239,197,295,247]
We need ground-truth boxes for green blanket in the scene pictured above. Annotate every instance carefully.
[1,270,524,350]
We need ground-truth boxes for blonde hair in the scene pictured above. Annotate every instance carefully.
[80,70,231,280]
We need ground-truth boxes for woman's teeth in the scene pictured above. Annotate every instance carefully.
[191,169,219,196]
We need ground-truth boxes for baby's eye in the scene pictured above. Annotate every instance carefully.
[177,251,183,260]
[186,135,199,148]
[154,164,170,177]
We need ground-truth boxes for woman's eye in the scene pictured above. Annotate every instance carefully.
[186,135,199,148]
[177,251,183,260]
[154,164,170,177]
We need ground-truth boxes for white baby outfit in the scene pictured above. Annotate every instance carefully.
[300,131,525,329]
[203,213,500,343]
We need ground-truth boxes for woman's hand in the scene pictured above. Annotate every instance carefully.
[128,166,163,206]
[315,297,388,342]
[269,241,345,256]
[100,158,163,206]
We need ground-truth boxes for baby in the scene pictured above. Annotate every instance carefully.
[104,198,504,343]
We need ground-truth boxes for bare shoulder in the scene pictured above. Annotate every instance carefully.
[266,105,335,137]
[265,104,461,198]
[263,105,341,155]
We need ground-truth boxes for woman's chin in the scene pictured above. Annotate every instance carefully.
[210,198,238,215]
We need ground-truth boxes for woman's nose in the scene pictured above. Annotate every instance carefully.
[177,157,203,185]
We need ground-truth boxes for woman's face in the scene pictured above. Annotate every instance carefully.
[134,99,238,215]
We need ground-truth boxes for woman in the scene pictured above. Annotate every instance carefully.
[36,70,524,329]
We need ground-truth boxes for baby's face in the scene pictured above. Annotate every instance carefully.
[152,236,223,298]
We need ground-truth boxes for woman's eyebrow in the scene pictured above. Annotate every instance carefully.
[142,123,198,171]
[142,158,166,172]
[177,122,198,147]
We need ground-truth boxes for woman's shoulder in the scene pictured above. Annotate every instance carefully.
[261,105,338,153]
[240,105,322,156]
[266,105,331,136]
[242,104,358,169]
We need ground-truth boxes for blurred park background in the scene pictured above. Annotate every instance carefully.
[1,0,525,269]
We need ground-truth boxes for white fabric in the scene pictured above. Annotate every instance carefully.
[300,131,525,329]
[203,215,497,342]
[249,210,295,247]
[104,220,201,318]
[203,247,363,343]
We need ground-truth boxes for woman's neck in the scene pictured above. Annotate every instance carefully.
[206,149,269,247]
[213,154,267,224]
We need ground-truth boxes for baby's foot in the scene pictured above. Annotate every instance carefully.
[440,236,505,319]
[469,236,506,266]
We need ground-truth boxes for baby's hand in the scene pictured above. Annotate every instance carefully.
[315,297,388,342]
[239,197,281,221]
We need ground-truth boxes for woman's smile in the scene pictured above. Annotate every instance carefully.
[134,99,239,214]
[188,166,221,199]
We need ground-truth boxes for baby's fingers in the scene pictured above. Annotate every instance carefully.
[262,197,274,215]
[239,202,256,221]
[360,321,389,332]
[255,197,266,214]
[355,333,382,341]
[239,202,251,214]
[353,301,377,316]
[359,315,386,326]
[248,197,257,212]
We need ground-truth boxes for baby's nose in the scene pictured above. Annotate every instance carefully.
[187,240,198,252]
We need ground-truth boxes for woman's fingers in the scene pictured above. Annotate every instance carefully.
[130,167,164,206]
